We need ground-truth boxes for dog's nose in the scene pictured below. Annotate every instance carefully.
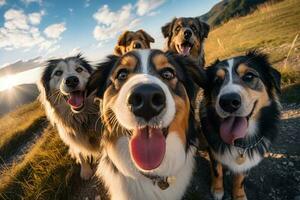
[184,30,192,40]
[65,76,79,88]
[219,93,241,113]
[128,84,166,121]
[133,42,142,49]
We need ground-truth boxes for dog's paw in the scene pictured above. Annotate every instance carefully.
[80,165,94,180]
[211,187,224,200]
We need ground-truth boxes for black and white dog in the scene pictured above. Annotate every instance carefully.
[87,49,205,200]
[200,51,281,200]
[38,54,102,180]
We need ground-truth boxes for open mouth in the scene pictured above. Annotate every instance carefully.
[66,91,85,112]
[177,42,193,56]
[130,126,168,171]
[219,101,257,145]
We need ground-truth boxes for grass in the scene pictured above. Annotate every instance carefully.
[205,0,300,85]
[0,101,45,153]
[0,126,77,200]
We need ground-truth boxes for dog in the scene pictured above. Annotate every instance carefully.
[87,49,205,200]
[161,17,210,67]
[38,54,102,180]
[114,29,155,56]
[200,51,281,200]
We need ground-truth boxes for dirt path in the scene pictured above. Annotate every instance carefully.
[71,103,300,200]
[0,119,48,172]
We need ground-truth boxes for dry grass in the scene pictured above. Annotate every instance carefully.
[205,0,300,85]
[0,126,77,200]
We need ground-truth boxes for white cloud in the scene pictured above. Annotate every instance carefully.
[136,0,165,16]
[28,11,44,25]
[0,9,65,53]
[0,0,5,6]
[93,4,141,42]
[92,1,165,43]
[21,0,42,5]
[43,23,66,39]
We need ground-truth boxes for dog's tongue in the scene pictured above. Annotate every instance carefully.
[220,117,248,145]
[67,91,84,108]
[180,45,191,56]
[130,127,166,170]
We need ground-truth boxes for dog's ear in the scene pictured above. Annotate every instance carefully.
[137,29,155,45]
[169,52,206,90]
[269,67,281,94]
[87,55,119,98]
[161,18,177,38]
[196,18,210,39]
[114,31,129,56]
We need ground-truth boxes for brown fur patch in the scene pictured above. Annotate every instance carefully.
[168,86,190,145]
[114,30,154,56]
[210,160,224,194]
[237,64,249,77]
[152,54,172,70]
[119,55,138,69]
[216,68,226,80]
[233,173,246,199]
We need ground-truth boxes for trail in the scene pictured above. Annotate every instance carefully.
[0,118,48,172]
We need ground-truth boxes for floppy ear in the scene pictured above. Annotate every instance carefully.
[161,18,177,38]
[196,18,210,39]
[138,29,155,44]
[114,31,129,56]
[269,67,281,94]
[87,55,119,98]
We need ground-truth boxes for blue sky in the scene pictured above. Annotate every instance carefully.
[0,0,219,67]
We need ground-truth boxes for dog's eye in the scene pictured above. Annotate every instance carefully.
[54,70,63,76]
[76,67,83,73]
[191,25,197,32]
[175,26,181,32]
[116,69,129,81]
[242,72,256,82]
[161,68,175,80]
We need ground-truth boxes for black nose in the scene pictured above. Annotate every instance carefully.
[133,42,142,49]
[184,30,192,40]
[219,93,241,113]
[128,84,166,121]
[65,76,79,88]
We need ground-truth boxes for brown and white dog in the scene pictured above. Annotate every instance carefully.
[87,49,205,200]
[38,54,102,180]
[161,17,210,67]
[200,51,281,200]
[114,29,155,56]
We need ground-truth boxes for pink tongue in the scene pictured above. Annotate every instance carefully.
[220,117,248,145]
[67,91,84,108]
[180,46,191,56]
[130,127,166,170]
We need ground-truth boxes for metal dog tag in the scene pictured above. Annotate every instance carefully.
[236,154,246,165]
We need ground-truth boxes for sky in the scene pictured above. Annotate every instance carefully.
[0,0,219,90]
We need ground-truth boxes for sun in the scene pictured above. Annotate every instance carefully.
[0,75,18,91]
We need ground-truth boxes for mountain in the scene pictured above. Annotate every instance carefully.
[199,0,277,27]
[0,84,39,116]
[0,57,44,79]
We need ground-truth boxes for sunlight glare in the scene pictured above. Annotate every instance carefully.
[0,75,18,91]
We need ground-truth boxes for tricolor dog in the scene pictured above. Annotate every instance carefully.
[161,17,210,67]
[114,29,155,56]
[38,54,102,180]
[87,49,205,200]
[200,51,281,200]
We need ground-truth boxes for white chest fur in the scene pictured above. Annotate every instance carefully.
[97,134,196,200]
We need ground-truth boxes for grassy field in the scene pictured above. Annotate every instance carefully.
[0,0,299,199]
[205,0,300,85]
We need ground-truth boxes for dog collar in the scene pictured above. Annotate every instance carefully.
[142,173,176,190]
